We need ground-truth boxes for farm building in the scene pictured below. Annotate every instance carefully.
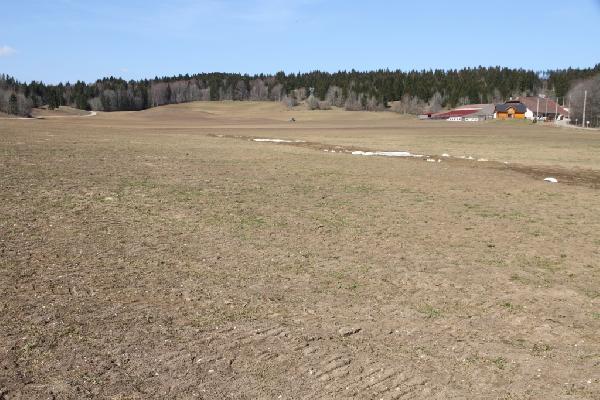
[495,102,527,119]
[431,109,480,120]
[426,104,495,121]
[455,104,495,120]
[509,97,568,120]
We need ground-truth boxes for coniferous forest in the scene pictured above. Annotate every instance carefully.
[1,64,599,118]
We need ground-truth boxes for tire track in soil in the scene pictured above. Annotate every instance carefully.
[195,321,431,398]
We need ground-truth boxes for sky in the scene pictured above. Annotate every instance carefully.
[1,0,599,84]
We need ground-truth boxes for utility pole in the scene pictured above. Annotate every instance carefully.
[555,98,558,121]
[536,97,540,120]
[582,90,587,128]
[545,97,548,118]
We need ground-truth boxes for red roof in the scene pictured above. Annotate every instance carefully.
[512,97,567,115]
[432,109,478,119]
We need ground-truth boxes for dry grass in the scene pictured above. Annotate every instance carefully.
[1,102,600,399]
[31,106,90,118]
[107,101,600,169]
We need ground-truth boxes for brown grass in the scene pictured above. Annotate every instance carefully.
[1,102,600,399]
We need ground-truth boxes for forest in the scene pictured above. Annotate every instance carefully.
[1,65,599,121]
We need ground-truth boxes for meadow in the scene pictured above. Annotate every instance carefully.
[1,102,600,399]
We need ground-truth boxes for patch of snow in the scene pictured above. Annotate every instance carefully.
[426,158,436,163]
[351,150,424,158]
[466,156,475,160]
[374,151,413,157]
[442,153,450,157]
[253,138,305,143]
[544,177,558,183]
[477,158,488,162]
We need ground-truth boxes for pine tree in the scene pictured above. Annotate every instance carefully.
[8,93,18,115]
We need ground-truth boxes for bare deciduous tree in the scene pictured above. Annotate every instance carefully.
[568,75,600,127]
[491,88,503,103]
[249,79,269,101]
[88,97,103,111]
[390,94,426,114]
[17,93,33,116]
[0,88,32,116]
[269,83,284,101]
[281,95,297,108]
[293,88,307,102]
[150,82,170,107]
[233,80,249,101]
[306,94,319,110]
[364,96,384,111]
[325,86,344,107]
[344,91,362,111]
[428,91,444,113]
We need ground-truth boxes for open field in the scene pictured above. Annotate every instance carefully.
[2,102,600,399]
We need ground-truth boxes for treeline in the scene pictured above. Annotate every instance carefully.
[1,65,599,116]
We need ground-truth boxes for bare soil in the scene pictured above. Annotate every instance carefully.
[1,102,600,399]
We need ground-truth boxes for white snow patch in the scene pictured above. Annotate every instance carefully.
[426,158,436,163]
[351,150,423,158]
[375,151,413,157]
[253,138,305,143]
[544,177,558,183]
[477,158,488,162]
[442,153,450,157]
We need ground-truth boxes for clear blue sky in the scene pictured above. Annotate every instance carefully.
[1,0,599,84]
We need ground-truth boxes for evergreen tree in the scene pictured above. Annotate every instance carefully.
[8,93,18,115]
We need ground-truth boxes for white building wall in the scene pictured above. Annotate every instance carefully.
[525,109,535,120]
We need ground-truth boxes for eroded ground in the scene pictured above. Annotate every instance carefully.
[1,102,600,399]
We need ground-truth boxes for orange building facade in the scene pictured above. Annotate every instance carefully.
[495,103,526,119]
